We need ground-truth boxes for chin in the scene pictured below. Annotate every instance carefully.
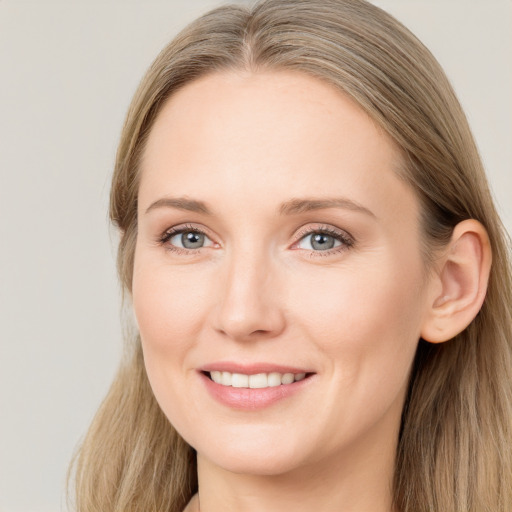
[194,432,309,476]
[206,452,304,477]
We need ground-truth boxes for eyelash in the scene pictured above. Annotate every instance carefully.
[158,223,355,257]
[158,224,212,256]
[293,225,355,257]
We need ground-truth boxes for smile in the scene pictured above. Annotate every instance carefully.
[208,371,307,388]
[199,364,315,410]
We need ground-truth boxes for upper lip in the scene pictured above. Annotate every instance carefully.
[199,362,314,374]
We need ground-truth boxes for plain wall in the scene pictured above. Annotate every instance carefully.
[0,1,510,511]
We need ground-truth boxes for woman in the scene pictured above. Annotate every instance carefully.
[71,0,512,511]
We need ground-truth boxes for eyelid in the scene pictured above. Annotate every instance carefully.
[157,222,354,256]
[291,223,355,255]
[158,223,219,254]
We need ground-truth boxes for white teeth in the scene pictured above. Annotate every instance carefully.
[281,373,294,385]
[232,373,249,388]
[208,371,308,388]
[267,372,282,387]
[249,373,268,388]
[221,371,232,386]
[210,370,222,384]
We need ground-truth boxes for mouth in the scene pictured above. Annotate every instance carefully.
[198,364,315,410]
[202,370,312,389]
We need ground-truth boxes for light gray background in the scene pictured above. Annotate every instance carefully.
[1,1,510,511]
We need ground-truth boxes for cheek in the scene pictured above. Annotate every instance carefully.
[132,255,209,355]
[282,255,425,449]
[131,252,212,428]
[131,257,215,434]
[292,258,423,338]
[288,250,425,389]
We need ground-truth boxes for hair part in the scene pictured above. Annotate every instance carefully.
[71,1,512,511]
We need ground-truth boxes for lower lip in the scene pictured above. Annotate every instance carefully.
[199,372,313,410]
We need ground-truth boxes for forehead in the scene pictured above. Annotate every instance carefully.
[139,70,416,225]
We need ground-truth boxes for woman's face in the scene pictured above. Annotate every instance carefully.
[133,71,433,476]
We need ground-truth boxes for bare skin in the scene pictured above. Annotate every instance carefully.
[133,71,490,512]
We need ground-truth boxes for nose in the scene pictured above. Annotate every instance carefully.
[213,247,286,342]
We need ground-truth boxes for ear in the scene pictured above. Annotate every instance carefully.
[421,219,492,343]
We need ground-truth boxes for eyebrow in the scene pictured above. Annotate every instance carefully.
[145,197,211,215]
[145,196,375,218]
[279,198,375,218]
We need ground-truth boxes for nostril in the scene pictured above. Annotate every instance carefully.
[247,329,271,337]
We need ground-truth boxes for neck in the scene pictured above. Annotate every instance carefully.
[194,427,398,512]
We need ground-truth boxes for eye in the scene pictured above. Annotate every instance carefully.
[171,231,209,249]
[297,232,341,251]
[293,226,354,254]
[160,225,215,252]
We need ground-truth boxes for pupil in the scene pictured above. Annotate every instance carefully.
[311,233,334,250]
[182,231,204,249]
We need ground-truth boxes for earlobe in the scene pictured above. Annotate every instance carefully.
[421,219,492,343]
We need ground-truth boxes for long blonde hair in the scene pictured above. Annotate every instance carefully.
[70,1,512,510]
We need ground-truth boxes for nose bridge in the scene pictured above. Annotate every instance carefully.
[214,241,284,340]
